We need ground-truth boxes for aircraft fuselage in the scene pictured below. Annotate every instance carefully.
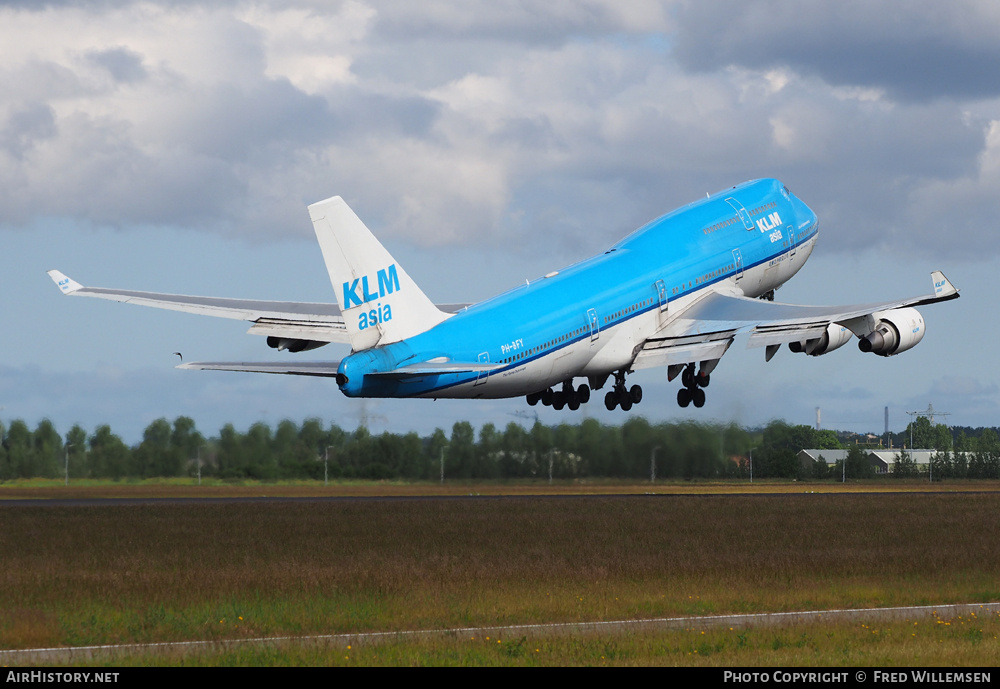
[337,178,819,399]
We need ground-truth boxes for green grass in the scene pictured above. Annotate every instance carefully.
[1,494,998,664]
[49,609,1000,666]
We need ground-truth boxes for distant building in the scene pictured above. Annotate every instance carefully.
[798,449,937,475]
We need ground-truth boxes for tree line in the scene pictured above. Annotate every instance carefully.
[1,416,998,482]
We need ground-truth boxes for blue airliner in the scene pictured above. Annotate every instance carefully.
[49,179,959,411]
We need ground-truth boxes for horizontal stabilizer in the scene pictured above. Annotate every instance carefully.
[178,359,501,379]
[178,361,342,377]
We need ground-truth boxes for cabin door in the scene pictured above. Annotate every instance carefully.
[587,308,600,342]
[474,351,490,386]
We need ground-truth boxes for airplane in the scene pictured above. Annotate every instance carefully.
[48,178,960,411]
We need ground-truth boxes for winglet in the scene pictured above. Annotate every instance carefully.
[931,271,958,299]
[47,270,84,294]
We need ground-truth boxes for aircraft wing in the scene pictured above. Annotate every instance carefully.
[635,270,959,369]
[47,270,470,345]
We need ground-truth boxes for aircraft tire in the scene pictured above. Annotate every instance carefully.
[527,392,541,406]
[541,388,554,406]
[568,396,580,411]
[692,388,706,408]
[630,385,642,404]
[605,391,617,411]
[620,396,633,411]
[553,393,565,411]
[681,366,694,388]
[698,373,710,388]
[577,384,591,404]
[677,388,691,408]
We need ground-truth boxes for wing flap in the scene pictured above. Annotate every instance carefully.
[634,332,735,370]
[746,322,830,348]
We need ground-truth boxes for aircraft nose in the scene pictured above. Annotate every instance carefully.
[790,193,818,231]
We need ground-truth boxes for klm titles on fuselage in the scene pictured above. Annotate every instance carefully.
[343,264,399,330]
[757,211,784,243]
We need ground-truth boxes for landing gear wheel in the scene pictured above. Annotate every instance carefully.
[630,385,642,404]
[677,387,691,408]
[568,394,580,411]
[620,396,633,411]
[527,392,541,406]
[692,387,706,408]
[577,384,591,404]
[605,391,617,411]
[681,365,694,388]
[553,393,565,411]
[697,372,710,388]
[541,388,554,406]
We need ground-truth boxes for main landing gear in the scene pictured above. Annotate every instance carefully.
[603,369,643,412]
[526,370,642,412]
[676,363,708,408]
[527,380,591,411]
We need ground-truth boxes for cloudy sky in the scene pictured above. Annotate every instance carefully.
[3,0,999,442]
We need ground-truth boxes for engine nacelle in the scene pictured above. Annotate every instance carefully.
[788,323,853,356]
[266,336,329,353]
[858,307,925,357]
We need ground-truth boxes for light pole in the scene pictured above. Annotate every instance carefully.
[749,447,756,483]
[650,446,660,483]
[324,445,336,486]
[64,444,73,486]
[196,445,207,486]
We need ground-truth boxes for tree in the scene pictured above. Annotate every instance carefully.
[893,449,917,478]
[448,421,476,478]
[88,425,129,479]
[6,420,34,478]
[845,445,873,479]
[171,416,204,476]
[135,418,179,477]
[65,425,89,478]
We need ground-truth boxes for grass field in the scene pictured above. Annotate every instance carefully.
[3,476,1000,500]
[50,610,1000,667]
[1,485,999,665]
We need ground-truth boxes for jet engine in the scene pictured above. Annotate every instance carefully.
[788,323,853,356]
[266,336,328,353]
[858,308,925,357]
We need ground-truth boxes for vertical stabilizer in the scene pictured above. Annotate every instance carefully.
[309,196,449,350]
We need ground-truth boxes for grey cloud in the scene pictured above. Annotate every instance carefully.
[370,0,668,44]
[1,102,57,160]
[673,1,1000,103]
[0,109,244,228]
[85,47,147,84]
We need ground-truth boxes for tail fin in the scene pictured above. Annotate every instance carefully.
[308,195,449,351]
